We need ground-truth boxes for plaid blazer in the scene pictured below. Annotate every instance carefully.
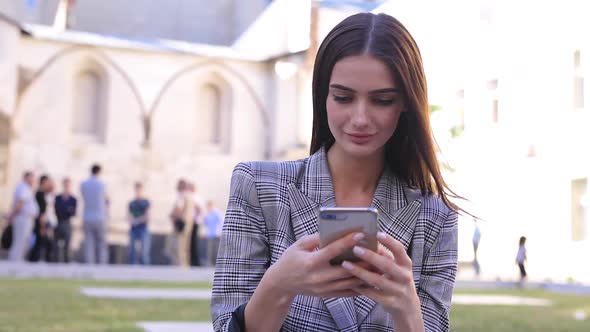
[211,147,458,332]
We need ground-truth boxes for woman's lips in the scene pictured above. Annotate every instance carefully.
[346,133,375,144]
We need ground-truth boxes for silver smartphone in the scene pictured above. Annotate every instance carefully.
[318,206,379,265]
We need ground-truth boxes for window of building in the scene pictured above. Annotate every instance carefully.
[199,84,222,145]
[195,76,231,152]
[487,79,498,124]
[72,70,106,142]
[574,50,584,110]
[571,178,588,241]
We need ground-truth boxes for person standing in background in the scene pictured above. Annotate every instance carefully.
[8,171,38,261]
[80,164,109,264]
[516,236,527,288]
[188,182,204,267]
[472,219,481,277]
[203,200,222,266]
[54,177,77,263]
[29,175,55,262]
[127,182,151,265]
[168,179,194,267]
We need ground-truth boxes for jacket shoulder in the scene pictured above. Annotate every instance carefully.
[233,158,307,186]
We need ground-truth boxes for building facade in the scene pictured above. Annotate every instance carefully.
[377,0,590,283]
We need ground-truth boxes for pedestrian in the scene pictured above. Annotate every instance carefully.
[7,171,38,261]
[28,174,55,262]
[168,179,193,267]
[203,200,222,266]
[80,164,109,264]
[54,177,77,263]
[472,219,481,276]
[188,182,204,266]
[127,181,151,265]
[516,236,527,287]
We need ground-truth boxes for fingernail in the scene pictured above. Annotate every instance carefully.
[377,232,386,240]
[342,261,353,270]
[352,233,365,241]
[353,246,365,256]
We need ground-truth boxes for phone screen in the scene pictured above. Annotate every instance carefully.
[318,207,379,265]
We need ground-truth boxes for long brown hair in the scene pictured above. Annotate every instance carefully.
[310,12,463,212]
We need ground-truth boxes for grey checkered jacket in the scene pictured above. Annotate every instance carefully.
[211,147,458,332]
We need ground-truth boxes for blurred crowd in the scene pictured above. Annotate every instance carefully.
[1,164,223,267]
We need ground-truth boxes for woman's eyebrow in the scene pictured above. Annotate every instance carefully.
[369,88,400,94]
[329,84,399,94]
[329,84,355,92]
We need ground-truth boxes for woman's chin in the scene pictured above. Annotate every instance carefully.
[340,143,383,160]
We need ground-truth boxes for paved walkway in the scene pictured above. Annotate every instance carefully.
[79,286,554,307]
[452,294,551,306]
[80,287,211,300]
[137,322,213,332]
[0,261,215,282]
[2,261,589,295]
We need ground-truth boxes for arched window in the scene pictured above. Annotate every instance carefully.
[199,83,222,145]
[196,76,231,151]
[72,70,105,141]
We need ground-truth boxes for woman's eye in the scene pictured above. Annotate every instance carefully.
[374,98,396,106]
[333,95,353,103]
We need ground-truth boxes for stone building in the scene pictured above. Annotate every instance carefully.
[0,0,378,262]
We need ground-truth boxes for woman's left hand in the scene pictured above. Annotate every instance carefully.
[341,231,424,331]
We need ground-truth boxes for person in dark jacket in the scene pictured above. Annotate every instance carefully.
[28,175,54,262]
[54,177,77,263]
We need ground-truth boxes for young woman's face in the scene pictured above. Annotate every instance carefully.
[326,54,405,160]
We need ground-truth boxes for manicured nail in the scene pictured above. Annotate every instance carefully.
[352,233,365,241]
[377,232,387,240]
[353,246,365,256]
[342,261,354,270]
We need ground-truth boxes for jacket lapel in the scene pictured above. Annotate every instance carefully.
[287,148,358,331]
[355,170,422,326]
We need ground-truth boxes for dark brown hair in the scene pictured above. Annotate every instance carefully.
[310,12,462,212]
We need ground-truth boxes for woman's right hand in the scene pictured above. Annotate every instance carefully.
[265,232,367,299]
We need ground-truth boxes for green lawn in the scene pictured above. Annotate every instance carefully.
[0,278,212,332]
[0,278,589,331]
[452,289,590,332]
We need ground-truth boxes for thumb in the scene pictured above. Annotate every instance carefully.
[296,233,320,251]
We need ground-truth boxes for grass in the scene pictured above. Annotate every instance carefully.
[0,278,589,331]
[452,288,590,331]
[0,278,212,332]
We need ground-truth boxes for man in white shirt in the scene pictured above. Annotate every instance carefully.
[8,171,39,261]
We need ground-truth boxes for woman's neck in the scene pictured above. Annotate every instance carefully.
[326,146,384,206]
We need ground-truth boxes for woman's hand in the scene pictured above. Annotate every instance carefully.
[341,232,424,332]
[266,232,367,299]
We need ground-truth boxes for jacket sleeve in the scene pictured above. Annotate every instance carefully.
[211,163,270,332]
[417,205,458,332]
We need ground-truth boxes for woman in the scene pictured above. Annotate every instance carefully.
[212,12,460,332]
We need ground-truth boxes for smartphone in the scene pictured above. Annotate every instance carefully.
[318,206,379,265]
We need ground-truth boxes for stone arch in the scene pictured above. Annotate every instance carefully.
[149,61,271,158]
[15,45,148,142]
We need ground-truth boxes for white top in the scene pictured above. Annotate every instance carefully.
[45,193,57,227]
[516,245,527,264]
[13,181,39,219]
